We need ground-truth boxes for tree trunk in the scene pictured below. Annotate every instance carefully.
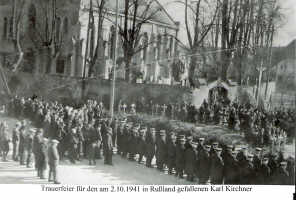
[125,55,132,82]
[188,50,198,88]
[221,51,231,82]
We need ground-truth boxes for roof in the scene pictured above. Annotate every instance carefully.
[82,0,178,29]
[208,79,230,91]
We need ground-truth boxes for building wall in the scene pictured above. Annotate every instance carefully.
[78,2,180,83]
[4,70,191,106]
[0,0,81,75]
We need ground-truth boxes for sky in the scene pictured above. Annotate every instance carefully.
[160,0,296,47]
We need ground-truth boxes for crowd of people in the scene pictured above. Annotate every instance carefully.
[0,95,294,185]
[119,98,294,150]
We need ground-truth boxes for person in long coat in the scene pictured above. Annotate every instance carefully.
[156,130,167,171]
[103,126,113,165]
[272,161,290,185]
[145,128,156,168]
[12,123,21,161]
[33,129,43,175]
[18,127,26,165]
[210,147,224,184]
[185,142,198,182]
[198,145,212,184]
[48,139,60,184]
[1,123,10,162]
[167,132,177,174]
[137,129,147,164]
[175,136,186,178]
[38,138,48,179]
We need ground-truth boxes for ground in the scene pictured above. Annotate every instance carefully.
[0,115,195,185]
[0,114,294,184]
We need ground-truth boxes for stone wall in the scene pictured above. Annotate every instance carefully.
[4,71,192,107]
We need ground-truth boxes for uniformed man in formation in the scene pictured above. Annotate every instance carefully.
[1,96,295,185]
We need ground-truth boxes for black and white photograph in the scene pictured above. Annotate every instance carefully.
[0,0,295,194]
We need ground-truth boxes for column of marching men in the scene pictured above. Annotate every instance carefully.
[0,96,294,185]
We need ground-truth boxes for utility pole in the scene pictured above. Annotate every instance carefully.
[110,0,119,118]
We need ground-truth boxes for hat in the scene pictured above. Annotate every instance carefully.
[248,154,254,158]
[255,147,262,151]
[215,147,222,152]
[51,139,59,144]
[178,135,185,139]
[212,142,219,146]
[37,128,43,133]
[179,138,186,143]
[29,128,36,133]
[190,142,198,147]
[186,135,193,140]
[198,138,205,141]
[280,161,287,166]
[263,157,269,161]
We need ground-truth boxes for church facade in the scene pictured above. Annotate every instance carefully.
[0,0,180,84]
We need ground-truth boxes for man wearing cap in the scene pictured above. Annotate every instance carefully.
[145,128,156,168]
[198,144,211,184]
[128,127,138,161]
[156,130,167,171]
[259,156,271,184]
[122,122,131,158]
[137,129,147,164]
[272,161,290,185]
[116,121,125,155]
[253,147,262,183]
[69,128,79,164]
[48,139,60,184]
[12,122,21,161]
[240,154,255,184]
[33,129,43,174]
[24,129,34,168]
[103,126,113,165]
[210,147,224,184]
[0,123,10,162]
[196,138,205,178]
[167,132,177,174]
[175,135,186,178]
[18,127,26,165]
[185,141,198,182]
[38,138,48,179]
[222,145,237,184]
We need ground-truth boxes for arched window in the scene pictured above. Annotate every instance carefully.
[157,34,162,59]
[142,32,148,62]
[63,17,68,34]
[169,36,174,57]
[109,26,115,59]
[3,17,7,38]
[55,17,61,42]
[9,17,13,38]
[28,4,37,28]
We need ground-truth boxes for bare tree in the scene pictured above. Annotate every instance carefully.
[184,0,220,88]
[85,0,108,77]
[118,0,162,82]
[0,0,25,96]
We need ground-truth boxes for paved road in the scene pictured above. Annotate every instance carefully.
[0,115,194,185]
